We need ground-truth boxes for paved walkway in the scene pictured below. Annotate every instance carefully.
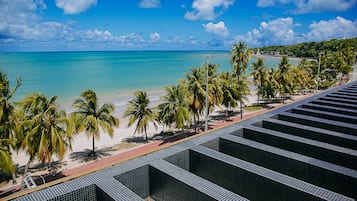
[63,140,163,176]
[63,107,273,177]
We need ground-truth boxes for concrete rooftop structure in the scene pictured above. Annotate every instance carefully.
[11,81,357,201]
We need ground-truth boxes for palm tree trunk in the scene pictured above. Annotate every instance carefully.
[182,128,186,138]
[48,160,52,170]
[282,87,285,104]
[92,134,95,156]
[21,160,31,189]
[259,78,264,105]
[193,113,197,133]
[144,127,148,142]
[12,171,16,184]
[282,94,285,104]
[238,75,243,120]
[240,101,243,119]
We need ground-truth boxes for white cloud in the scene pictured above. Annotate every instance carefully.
[139,0,160,8]
[236,17,299,46]
[84,29,113,41]
[188,36,199,44]
[185,0,235,21]
[236,16,357,47]
[203,21,229,37]
[116,33,145,46]
[257,0,295,7]
[164,36,203,47]
[149,32,160,41]
[55,0,97,14]
[165,36,184,44]
[0,0,165,50]
[0,0,47,40]
[304,16,357,40]
[257,0,357,13]
[203,21,230,47]
[296,0,357,13]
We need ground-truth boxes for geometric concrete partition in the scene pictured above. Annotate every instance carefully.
[12,81,357,201]
[230,126,357,170]
[165,147,348,201]
[202,135,357,198]
[252,118,357,150]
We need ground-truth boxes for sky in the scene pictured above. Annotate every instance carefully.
[0,0,357,51]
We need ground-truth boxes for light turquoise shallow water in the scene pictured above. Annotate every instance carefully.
[0,51,288,108]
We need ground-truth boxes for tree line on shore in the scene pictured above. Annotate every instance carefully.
[0,40,354,185]
[253,37,357,59]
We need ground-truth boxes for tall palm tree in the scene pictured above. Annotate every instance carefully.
[124,91,157,142]
[71,90,119,156]
[182,67,206,133]
[275,56,292,103]
[251,58,267,104]
[220,71,239,113]
[231,41,251,119]
[157,85,190,132]
[260,68,276,102]
[297,59,315,92]
[204,64,223,112]
[0,71,21,183]
[292,64,313,94]
[17,94,73,178]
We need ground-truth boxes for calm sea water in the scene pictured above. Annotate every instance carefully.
[0,51,287,109]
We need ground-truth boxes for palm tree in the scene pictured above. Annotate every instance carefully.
[17,94,73,178]
[182,67,206,133]
[0,139,15,176]
[220,71,239,114]
[297,59,315,92]
[251,58,267,104]
[124,91,157,142]
[231,41,251,119]
[0,71,21,183]
[157,85,190,132]
[275,56,292,103]
[292,64,314,94]
[260,68,276,102]
[71,90,119,156]
[204,64,223,112]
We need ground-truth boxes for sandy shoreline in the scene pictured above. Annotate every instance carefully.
[252,53,303,62]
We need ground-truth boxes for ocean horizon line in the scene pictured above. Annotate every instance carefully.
[0,49,231,54]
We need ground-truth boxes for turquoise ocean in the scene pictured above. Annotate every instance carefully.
[0,51,288,110]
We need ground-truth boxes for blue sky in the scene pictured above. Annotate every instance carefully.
[0,0,356,51]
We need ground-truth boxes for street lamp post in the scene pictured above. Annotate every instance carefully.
[205,55,213,132]
[316,52,323,92]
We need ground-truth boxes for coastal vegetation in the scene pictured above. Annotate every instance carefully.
[231,41,251,119]
[252,37,357,58]
[0,72,21,183]
[71,90,119,156]
[252,37,356,89]
[16,94,73,181]
[157,85,190,133]
[124,91,157,142]
[1,38,356,186]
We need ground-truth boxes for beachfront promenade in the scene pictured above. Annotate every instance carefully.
[5,80,357,201]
